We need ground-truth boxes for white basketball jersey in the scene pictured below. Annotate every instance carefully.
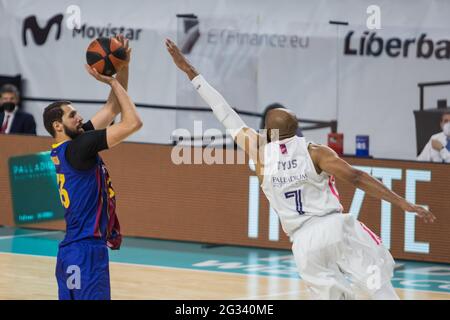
[260,136,344,237]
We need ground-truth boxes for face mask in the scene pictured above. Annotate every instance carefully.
[1,102,16,112]
[443,122,450,137]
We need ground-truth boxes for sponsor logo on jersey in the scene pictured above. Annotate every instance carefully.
[271,173,307,188]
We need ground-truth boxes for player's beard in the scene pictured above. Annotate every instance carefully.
[63,124,82,140]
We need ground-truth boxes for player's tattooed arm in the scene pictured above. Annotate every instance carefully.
[310,144,436,223]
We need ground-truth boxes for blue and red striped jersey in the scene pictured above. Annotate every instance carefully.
[51,140,121,249]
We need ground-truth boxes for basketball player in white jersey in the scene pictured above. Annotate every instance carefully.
[165,38,436,300]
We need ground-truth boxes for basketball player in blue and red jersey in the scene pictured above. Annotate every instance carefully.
[43,36,142,300]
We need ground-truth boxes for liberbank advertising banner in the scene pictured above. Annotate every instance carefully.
[1,0,450,159]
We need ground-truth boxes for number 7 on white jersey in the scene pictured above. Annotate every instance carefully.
[284,189,305,215]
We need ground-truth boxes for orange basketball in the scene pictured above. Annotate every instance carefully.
[86,37,127,76]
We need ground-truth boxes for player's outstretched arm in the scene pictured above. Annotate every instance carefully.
[165,38,262,167]
[310,144,436,223]
[90,35,131,130]
[85,65,142,148]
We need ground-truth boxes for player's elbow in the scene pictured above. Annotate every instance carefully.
[132,118,143,132]
[122,117,142,133]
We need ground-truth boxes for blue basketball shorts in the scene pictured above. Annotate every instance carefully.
[55,239,111,300]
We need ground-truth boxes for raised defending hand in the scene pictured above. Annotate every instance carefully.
[85,64,116,85]
[403,203,436,223]
[165,38,198,79]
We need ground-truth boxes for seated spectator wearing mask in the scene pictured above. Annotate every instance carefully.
[417,111,450,163]
[0,84,36,135]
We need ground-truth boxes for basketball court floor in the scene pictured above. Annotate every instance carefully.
[0,226,448,300]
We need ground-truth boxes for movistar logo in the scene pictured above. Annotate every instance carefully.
[22,14,64,46]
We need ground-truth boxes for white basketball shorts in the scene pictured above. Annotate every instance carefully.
[291,213,395,299]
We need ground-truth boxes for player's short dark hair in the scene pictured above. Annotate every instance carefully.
[43,100,72,137]
[0,84,20,99]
